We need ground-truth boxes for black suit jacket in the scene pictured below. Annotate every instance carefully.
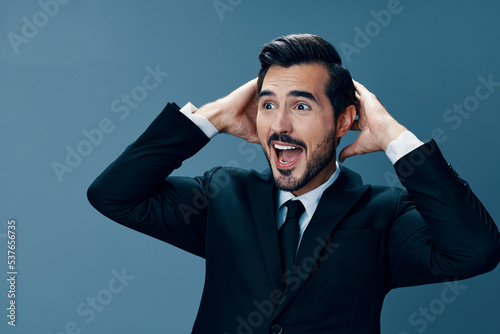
[87,103,500,334]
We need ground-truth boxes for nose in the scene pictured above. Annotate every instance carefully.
[270,109,293,135]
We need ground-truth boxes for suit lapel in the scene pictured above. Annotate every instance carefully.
[247,169,285,292]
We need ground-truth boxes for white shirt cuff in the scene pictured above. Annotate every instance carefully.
[385,130,424,164]
[179,102,219,139]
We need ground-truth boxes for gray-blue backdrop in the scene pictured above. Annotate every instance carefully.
[1,0,499,333]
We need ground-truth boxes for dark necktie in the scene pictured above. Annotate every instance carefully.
[279,200,305,274]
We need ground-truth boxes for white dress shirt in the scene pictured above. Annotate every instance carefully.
[179,102,424,249]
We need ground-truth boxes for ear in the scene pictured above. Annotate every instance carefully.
[335,104,357,140]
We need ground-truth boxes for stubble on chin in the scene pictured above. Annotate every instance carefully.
[274,167,299,191]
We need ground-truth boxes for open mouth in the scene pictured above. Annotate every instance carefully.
[273,142,304,168]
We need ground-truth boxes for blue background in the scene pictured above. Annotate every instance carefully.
[1,0,499,333]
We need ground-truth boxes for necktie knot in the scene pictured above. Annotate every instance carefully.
[284,200,305,221]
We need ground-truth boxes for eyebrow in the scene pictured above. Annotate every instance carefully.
[258,90,319,105]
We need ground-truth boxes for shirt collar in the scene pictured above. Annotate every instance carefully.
[277,161,341,219]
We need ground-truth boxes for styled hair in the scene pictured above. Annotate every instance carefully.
[257,34,357,122]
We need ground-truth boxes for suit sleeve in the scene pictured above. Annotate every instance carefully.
[87,102,215,258]
[387,140,500,290]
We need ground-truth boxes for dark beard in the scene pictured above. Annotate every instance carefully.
[263,129,337,192]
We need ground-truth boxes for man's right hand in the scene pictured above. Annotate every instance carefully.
[194,78,259,143]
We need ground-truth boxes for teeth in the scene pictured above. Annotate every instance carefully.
[274,144,298,150]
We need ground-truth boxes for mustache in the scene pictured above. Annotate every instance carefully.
[267,133,307,151]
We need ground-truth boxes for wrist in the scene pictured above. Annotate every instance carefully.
[379,120,407,151]
[194,100,225,132]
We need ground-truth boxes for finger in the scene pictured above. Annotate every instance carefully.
[338,143,358,163]
[352,80,368,94]
[350,120,361,131]
[355,94,366,118]
[241,78,258,95]
[247,77,258,85]
[355,90,361,101]
[353,83,365,113]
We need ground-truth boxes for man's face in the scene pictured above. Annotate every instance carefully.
[257,63,339,196]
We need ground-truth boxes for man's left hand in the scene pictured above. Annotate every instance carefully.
[339,80,407,162]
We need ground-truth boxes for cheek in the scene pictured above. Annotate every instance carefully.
[297,121,334,151]
[295,121,320,139]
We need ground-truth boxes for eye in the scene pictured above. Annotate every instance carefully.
[263,102,276,110]
[296,103,311,111]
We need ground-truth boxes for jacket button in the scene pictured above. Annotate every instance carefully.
[271,323,283,334]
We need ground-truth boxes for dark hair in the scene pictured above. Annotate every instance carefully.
[257,34,357,122]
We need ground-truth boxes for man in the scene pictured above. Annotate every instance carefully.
[87,34,500,333]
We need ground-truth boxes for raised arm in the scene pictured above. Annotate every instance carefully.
[87,78,260,257]
[87,103,212,257]
[340,80,500,287]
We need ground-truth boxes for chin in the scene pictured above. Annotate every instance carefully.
[272,167,304,192]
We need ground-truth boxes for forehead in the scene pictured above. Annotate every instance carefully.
[262,63,330,96]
